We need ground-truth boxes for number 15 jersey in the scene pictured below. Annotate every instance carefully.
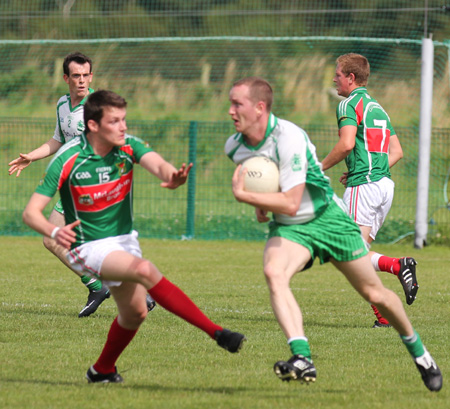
[336,87,396,187]
[36,133,153,248]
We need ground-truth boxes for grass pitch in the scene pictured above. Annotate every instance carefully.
[1,237,449,409]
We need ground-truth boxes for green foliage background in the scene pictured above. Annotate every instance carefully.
[0,1,449,244]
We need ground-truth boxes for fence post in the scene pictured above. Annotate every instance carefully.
[184,121,197,239]
[414,36,434,248]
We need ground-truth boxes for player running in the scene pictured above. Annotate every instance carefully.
[225,76,441,391]
[321,53,418,328]
[22,89,246,383]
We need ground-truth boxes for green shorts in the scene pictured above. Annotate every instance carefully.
[268,200,368,265]
[53,199,64,214]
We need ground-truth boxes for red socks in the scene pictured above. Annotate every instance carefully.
[93,277,223,374]
[371,305,390,325]
[94,317,138,374]
[149,277,222,339]
[376,256,401,275]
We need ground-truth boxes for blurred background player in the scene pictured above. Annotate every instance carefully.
[225,76,441,391]
[22,89,245,383]
[9,52,156,317]
[321,53,418,328]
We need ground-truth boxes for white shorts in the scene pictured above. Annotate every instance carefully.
[343,177,395,240]
[66,230,142,287]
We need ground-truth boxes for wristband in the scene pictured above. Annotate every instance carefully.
[50,227,60,239]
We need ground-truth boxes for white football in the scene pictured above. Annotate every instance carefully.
[241,156,280,193]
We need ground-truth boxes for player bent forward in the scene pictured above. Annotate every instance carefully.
[225,76,442,391]
[23,89,245,383]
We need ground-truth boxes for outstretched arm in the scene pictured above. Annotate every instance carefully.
[139,151,193,189]
[23,192,79,249]
[321,125,356,171]
[9,138,63,177]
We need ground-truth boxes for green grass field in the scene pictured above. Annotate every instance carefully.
[1,237,449,409]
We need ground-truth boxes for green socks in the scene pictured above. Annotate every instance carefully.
[288,337,312,361]
[400,329,425,358]
[81,275,102,292]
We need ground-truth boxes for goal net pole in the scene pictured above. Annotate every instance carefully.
[415,36,434,248]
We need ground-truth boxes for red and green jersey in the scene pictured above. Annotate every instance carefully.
[36,133,153,248]
[336,87,395,187]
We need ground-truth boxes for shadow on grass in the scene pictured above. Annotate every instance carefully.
[0,376,252,394]
[0,376,348,395]
[1,304,117,319]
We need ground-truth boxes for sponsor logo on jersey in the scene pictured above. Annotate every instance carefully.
[78,194,94,205]
[75,171,92,179]
[291,154,302,171]
[77,120,85,132]
[96,166,112,173]
[71,170,133,212]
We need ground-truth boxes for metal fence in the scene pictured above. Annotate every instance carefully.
[2,118,449,244]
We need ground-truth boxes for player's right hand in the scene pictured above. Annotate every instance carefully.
[54,220,81,250]
[8,153,33,177]
[339,172,348,186]
[255,208,270,223]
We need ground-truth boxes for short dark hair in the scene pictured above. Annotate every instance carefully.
[232,76,273,112]
[63,52,93,76]
[336,53,370,86]
[84,90,127,133]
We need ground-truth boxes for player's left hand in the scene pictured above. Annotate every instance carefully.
[255,207,270,223]
[161,163,193,189]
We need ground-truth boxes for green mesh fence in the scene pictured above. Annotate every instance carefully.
[3,118,450,243]
[1,1,450,243]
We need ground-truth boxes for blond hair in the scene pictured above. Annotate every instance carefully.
[336,53,370,86]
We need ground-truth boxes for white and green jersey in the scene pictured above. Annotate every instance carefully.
[53,88,94,144]
[336,87,395,187]
[225,113,336,225]
[36,132,153,248]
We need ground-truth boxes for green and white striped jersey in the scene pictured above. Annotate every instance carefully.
[336,87,395,187]
[36,133,153,248]
[53,88,94,144]
[225,113,336,224]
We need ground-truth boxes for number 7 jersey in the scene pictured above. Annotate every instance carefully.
[336,86,395,187]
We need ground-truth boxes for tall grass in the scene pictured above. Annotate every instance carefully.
[1,47,449,127]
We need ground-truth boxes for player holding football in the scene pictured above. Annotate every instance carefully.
[321,53,418,328]
[9,52,155,317]
[22,89,246,383]
[225,76,442,391]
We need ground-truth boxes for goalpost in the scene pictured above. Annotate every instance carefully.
[415,37,434,248]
